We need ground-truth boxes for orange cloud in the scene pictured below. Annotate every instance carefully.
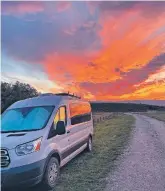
[94,10,165,79]
[43,8,165,100]
[121,80,165,100]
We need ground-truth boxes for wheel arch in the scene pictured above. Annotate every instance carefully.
[43,150,61,173]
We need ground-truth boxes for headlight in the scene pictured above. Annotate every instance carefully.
[16,137,42,156]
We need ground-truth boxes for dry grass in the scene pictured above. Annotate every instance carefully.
[142,112,165,122]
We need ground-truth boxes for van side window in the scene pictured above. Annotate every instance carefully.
[54,110,60,125]
[54,106,67,129]
[70,103,91,125]
[59,106,67,125]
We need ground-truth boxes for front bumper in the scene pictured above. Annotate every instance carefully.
[1,159,46,188]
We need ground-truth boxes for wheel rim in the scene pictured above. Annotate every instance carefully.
[89,138,92,151]
[48,162,58,185]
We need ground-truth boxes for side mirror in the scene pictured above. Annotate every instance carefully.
[56,121,66,135]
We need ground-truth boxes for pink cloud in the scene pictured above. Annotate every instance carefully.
[56,2,71,12]
[1,2,44,15]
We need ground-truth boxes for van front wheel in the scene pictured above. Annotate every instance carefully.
[86,137,93,152]
[43,157,60,189]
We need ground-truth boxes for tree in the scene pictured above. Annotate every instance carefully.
[1,81,39,113]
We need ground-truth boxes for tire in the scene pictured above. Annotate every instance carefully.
[42,157,60,190]
[86,136,93,152]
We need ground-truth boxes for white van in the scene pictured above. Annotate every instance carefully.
[1,93,94,189]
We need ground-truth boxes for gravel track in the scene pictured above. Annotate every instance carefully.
[105,114,165,191]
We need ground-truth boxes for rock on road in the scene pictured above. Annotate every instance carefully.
[105,114,165,191]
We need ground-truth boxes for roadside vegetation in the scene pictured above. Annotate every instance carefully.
[54,114,134,191]
[142,112,165,122]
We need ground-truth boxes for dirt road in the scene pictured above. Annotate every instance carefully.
[105,114,165,191]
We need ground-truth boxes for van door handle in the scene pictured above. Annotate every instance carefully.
[67,130,70,134]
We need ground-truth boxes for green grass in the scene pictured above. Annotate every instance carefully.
[54,114,134,191]
[142,112,165,122]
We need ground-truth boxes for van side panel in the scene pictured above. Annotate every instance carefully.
[66,101,93,159]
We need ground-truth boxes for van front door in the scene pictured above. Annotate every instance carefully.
[48,106,69,160]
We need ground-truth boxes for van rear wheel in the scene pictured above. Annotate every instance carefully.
[43,157,60,190]
[86,137,93,152]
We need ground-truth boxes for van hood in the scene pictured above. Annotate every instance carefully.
[1,130,45,150]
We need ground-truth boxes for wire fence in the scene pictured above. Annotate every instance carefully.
[92,112,120,125]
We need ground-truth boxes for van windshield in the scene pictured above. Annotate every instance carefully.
[1,106,54,133]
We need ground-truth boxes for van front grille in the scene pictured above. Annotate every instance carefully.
[1,149,10,167]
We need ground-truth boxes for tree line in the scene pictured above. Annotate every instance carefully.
[1,81,39,113]
[91,102,165,112]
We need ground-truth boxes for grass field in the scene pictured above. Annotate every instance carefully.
[54,114,134,191]
[19,114,135,191]
[142,112,165,122]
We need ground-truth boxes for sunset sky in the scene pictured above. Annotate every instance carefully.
[1,1,165,101]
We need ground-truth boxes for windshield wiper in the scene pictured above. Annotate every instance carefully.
[1,129,40,133]
[1,131,20,133]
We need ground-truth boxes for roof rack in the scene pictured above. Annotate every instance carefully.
[40,92,81,99]
[55,92,81,99]
[39,93,55,96]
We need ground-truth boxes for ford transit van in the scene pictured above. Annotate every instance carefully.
[1,93,94,189]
